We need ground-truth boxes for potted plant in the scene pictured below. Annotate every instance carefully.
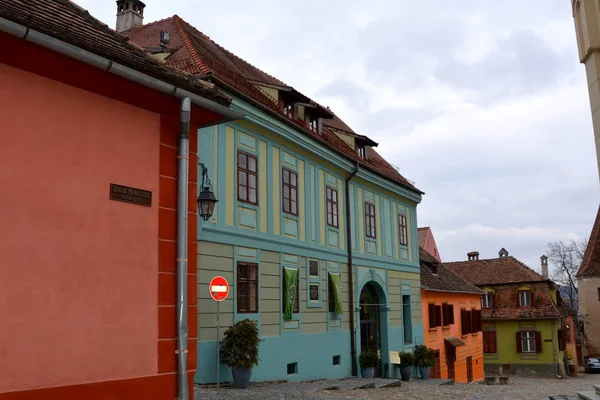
[220,319,261,388]
[358,351,378,378]
[399,352,414,381]
[414,345,435,380]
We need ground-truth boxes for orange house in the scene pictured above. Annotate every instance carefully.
[0,1,241,399]
[420,248,485,383]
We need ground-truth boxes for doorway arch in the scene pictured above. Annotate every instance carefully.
[359,281,387,376]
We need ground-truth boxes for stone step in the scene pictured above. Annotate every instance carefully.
[595,385,600,395]
[578,391,600,400]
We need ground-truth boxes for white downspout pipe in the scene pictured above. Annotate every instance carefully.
[177,97,192,400]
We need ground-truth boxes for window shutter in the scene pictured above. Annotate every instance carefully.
[442,304,447,326]
[491,293,495,308]
[435,306,442,328]
[516,291,520,306]
[474,309,482,332]
[428,304,436,328]
[516,332,522,353]
[490,331,497,353]
[461,309,467,335]
[467,310,473,334]
[557,330,565,351]
[530,291,535,307]
[449,304,455,324]
[535,331,542,353]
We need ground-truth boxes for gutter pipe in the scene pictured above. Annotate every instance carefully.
[0,17,244,123]
[176,98,191,400]
[345,162,359,377]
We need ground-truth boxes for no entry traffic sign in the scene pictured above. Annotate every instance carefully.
[209,276,229,301]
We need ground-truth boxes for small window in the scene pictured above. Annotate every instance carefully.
[481,293,494,309]
[309,260,319,277]
[365,202,376,238]
[402,295,412,342]
[442,303,454,326]
[358,146,366,159]
[483,331,497,353]
[398,214,408,246]
[237,262,258,313]
[521,331,536,353]
[287,362,298,375]
[282,168,298,215]
[519,291,532,307]
[326,186,339,227]
[237,151,258,205]
[428,303,441,328]
[309,284,319,301]
[333,355,341,365]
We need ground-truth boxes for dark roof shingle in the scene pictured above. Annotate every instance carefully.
[0,0,231,106]
[419,248,483,295]
[577,205,600,277]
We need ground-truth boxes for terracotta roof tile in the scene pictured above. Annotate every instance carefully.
[419,248,483,295]
[0,0,231,107]
[128,16,422,194]
[577,205,600,277]
[479,282,561,320]
[418,227,429,249]
[444,255,548,286]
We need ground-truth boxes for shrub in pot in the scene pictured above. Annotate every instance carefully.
[358,351,379,378]
[220,319,261,388]
[399,352,414,381]
[414,345,435,380]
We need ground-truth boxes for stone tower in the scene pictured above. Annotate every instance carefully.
[116,0,145,33]
[572,0,600,180]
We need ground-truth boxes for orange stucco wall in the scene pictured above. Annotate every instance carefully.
[0,63,160,393]
[422,290,484,383]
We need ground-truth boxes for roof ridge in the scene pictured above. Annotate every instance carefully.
[173,15,211,75]
[128,15,174,35]
[174,15,286,87]
[508,255,546,280]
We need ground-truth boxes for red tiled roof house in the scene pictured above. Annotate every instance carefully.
[445,249,571,377]
[0,0,241,398]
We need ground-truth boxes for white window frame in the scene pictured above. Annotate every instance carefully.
[521,331,536,353]
[481,293,493,309]
[519,291,531,307]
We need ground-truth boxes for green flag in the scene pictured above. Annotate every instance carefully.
[329,272,343,314]
[283,268,299,320]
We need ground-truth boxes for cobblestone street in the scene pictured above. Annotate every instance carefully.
[195,375,600,400]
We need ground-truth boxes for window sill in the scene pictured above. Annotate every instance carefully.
[428,327,439,332]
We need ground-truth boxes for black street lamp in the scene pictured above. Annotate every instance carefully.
[197,163,218,221]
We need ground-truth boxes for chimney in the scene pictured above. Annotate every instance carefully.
[541,255,548,279]
[467,251,479,261]
[498,248,509,258]
[116,0,145,33]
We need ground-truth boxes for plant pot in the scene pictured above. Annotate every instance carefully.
[419,366,430,380]
[400,366,412,381]
[360,367,375,378]
[231,367,252,389]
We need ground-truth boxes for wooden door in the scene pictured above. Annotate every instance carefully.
[466,356,473,382]
[431,350,440,378]
[445,342,456,380]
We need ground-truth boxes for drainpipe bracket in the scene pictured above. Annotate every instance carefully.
[174,349,189,354]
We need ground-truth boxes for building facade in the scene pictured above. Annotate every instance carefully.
[571,0,600,360]
[420,248,484,383]
[418,227,442,262]
[446,250,567,377]
[128,12,425,384]
[0,1,240,398]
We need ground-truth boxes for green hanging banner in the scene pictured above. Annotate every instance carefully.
[283,267,299,320]
[329,272,343,314]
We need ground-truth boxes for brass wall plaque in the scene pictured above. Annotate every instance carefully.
[110,183,152,207]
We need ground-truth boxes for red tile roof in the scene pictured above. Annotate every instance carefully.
[577,205,600,277]
[418,227,429,249]
[0,0,231,107]
[444,255,548,286]
[128,15,422,194]
[479,283,561,320]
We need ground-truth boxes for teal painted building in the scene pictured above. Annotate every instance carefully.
[130,16,425,384]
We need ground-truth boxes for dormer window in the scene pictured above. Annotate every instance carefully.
[519,291,532,307]
[358,146,366,159]
[283,102,296,118]
[306,114,320,134]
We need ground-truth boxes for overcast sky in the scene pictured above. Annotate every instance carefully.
[80,0,598,274]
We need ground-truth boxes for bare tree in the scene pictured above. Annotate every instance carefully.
[547,237,588,309]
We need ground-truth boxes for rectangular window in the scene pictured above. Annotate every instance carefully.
[483,331,497,353]
[309,260,319,277]
[237,151,258,205]
[282,168,298,215]
[309,284,319,301]
[481,293,494,309]
[461,309,481,335]
[521,331,536,353]
[358,146,366,159]
[326,186,339,227]
[519,291,532,307]
[365,202,376,238]
[403,295,412,342]
[442,303,454,326]
[428,303,441,328]
[398,214,408,246]
[237,262,258,313]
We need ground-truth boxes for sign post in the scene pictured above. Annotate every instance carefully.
[209,276,229,389]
